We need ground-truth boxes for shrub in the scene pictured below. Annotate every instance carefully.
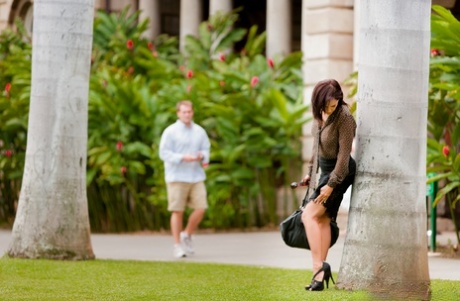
[0,8,307,231]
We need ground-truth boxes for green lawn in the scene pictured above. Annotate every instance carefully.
[0,258,458,300]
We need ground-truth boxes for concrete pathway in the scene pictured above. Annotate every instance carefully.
[1,229,458,281]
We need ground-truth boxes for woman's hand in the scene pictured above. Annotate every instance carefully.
[301,175,311,186]
[314,185,333,205]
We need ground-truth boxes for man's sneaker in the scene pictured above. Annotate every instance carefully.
[173,244,186,258]
[180,231,194,255]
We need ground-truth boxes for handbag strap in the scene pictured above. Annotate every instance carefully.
[301,186,310,208]
[307,123,323,199]
[303,124,322,208]
[317,125,324,173]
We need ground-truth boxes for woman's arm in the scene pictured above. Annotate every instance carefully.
[327,112,356,188]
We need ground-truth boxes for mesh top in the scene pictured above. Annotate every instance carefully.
[309,105,356,188]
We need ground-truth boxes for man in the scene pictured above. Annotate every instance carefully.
[159,100,210,258]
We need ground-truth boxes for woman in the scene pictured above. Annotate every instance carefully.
[301,79,356,291]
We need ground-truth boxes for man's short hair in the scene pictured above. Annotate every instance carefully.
[176,100,193,111]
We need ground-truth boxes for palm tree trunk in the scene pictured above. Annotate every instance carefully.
[337,1,431,299]
[8,0,95,260]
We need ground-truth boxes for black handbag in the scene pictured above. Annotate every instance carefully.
[280,188,340,250]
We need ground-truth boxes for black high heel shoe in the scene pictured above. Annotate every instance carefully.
[305,261,335,291]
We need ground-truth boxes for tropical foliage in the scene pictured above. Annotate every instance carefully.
[0,22,31,227]
[426,5,460,245]
[0,8,306,231]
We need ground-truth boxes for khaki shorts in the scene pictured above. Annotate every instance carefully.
[166,181,208,211]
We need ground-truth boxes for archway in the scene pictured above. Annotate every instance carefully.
[8,0,33,35]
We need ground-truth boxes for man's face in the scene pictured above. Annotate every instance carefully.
[177,104,194,125]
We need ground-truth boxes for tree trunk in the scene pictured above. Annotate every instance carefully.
[7,0,95,260]
[337,1,431,299]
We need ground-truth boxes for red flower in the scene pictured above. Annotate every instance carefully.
[202,162,209,168]
[120,166,127,174]
[218,53,225,62]
[431,49,440,57]
[127,66,134,74]
[186,70,194,79]
[147,42,154,51]
[267,58,274,68]
[442,145,450,157]
[5,82,11,93]
[4,149,12,157]
[152,51,158,57]
[219,81,225,87]
[116,141,123,151]
[250,76,259,87]
[127,39,134,50]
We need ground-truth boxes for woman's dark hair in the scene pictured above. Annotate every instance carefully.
[311,79,346,122]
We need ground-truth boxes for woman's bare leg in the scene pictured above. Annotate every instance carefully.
[302,202,331,280]
[318,213,331,262]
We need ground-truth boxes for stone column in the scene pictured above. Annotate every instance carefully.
[301,0,354,175]
[106,0,136,13]
[266,0,292,59]
[0,0,13,31]
[139,0,161,40]
[209,0,232,16]
[432,0,456,8]
[353,0,360,70]
[180,0,202,53]
[127,0,138,15]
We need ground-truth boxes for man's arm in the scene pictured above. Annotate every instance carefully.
[198,130,211,164]
[159,129,183,164]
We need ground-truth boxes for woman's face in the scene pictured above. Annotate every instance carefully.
[324,99,339,115]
